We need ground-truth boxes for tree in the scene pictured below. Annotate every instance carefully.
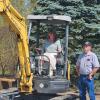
[0,0,37,75]
[12,0,36,17]
[32,0,100,87]
[33,0,100,58]
[0,26,18,75]
[0,0,37,27]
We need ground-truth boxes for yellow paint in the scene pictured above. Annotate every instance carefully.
[0,0,33,93]
[67,61,70,80]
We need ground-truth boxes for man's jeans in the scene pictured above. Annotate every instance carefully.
[78,75,95,100]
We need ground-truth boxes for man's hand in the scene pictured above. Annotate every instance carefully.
[35,48,42,54]
[35,47,41,51]
[88,68,99,80]
[88,73,93,80]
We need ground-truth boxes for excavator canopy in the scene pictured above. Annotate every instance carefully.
[27,15,71,24]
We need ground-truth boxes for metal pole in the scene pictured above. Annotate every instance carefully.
[64,24,69,78]
[28,22,32,41]
[36,22,40,48]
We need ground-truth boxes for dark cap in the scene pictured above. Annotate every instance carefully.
[83,41,92,47]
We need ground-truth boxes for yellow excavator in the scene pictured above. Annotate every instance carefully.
[0,0,33,93]
[0,0,71,96]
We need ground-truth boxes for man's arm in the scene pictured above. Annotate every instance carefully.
[89,54,100,79]
[76,56,81,76]
[76,66,80,76]
[89,68,99,79]
[90,68,99,75]
[56,40,62,53]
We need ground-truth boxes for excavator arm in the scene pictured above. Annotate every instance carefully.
[0,0,33,93]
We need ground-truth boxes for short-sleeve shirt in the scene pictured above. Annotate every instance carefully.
[43,40,62,53]
[76,51,100,75]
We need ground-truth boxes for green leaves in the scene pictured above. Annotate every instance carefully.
[12,0,36,17]
[83,0,98,6]
[33,0,100,59]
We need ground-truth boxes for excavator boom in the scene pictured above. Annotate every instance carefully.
[0,0,33,93]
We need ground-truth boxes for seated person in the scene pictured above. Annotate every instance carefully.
[41,32,62,76]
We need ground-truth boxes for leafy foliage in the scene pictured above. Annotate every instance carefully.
[0,26,18,75]
[0,0,37,75]
[33,0,100,88]
[33,0,100,60]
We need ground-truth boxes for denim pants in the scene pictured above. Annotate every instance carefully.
[78,75,95,100]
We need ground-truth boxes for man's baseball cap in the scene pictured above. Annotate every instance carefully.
[83,41,92,47]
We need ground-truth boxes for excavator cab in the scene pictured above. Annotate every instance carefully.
[28,15,71,94]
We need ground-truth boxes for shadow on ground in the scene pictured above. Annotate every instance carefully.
[14,93,80,100]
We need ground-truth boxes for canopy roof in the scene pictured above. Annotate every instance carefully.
[27,15,71,24]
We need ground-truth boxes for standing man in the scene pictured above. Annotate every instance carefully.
[76,42,100,100]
